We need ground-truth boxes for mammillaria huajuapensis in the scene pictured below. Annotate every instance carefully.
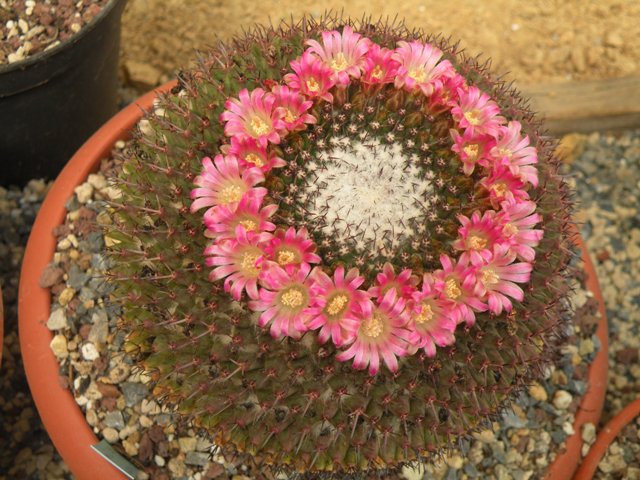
[109,14,573,476]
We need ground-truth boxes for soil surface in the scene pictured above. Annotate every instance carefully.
[120,0,640,90]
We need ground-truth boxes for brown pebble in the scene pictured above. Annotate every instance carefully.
[52,224,71,238]
[138,432,154,462]
[615,347,639,364]
[596,249,610,262]
[204,463,226,479]
[51,283,66,296]
[94,356,109,374]
[148,424,166,443]
[100,397,117,411]
[78,324,92,340]
[39,265,65,288]
[96,381,120,398]
[156,440,170,457]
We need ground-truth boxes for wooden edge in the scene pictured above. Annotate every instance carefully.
[520,75,640,135]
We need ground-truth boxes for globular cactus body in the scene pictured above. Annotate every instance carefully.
[109,13,574,476]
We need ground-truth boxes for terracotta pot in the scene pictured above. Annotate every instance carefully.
[18,83,608,479]
[18,81,175,480]
[543,229,609,480]
[574,398,640,479]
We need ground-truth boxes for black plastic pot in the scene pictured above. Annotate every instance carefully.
[0,0,127,187]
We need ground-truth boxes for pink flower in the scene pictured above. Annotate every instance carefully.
[451,86,505,137]
[203,194,277,240]
[248,263,313,339]
[428,73,466,110]
[271,85,317,132]
[305,25,370,86]
[368,263,419,302]
[453,210,508,266]
[392,41,454,96]
[361,44,400,85]
[480,165,529,209]
[433,255,487,326]
[190,155,266,214]
[225,137,286,172]
[490,121,539,187]
[474,244,533,315]
[497,200,544,262]
[262,227,321,275]
[450,128,494,176]
[204,226,272,300]
[220,88,281,148]
[284,51,336,102]
[336,289,411,375]
[306,266,372,347]
[407,275,457,357]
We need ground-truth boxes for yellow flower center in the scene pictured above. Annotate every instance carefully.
[238,219,257,231]
[468,235,487,250]
[444,278,462,300]
[464,109,481,125]
[306,78,320,93]
[491,182,508,197]
[482,269,500,285]
[503,223,519,236]
[330,52,349,71]
[284,108,297,123]
[362,313,384,339]
[498,147,513,159]
[325,294,349,317]
[463,143,480,160]
[415,303,434,325]
[371,65,384,79]
[408,68,427,83]
[244,153,265,167]
[240,251,261,277]
[219,184,244,204]
[280,288,304,308]
[276,249,297,266]
[249,116,271,137]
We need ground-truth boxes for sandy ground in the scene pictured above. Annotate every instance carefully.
[120,0,640,89]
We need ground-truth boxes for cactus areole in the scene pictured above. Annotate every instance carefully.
[110,15,574,475]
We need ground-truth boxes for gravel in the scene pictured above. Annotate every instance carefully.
[0,0,110,65]
[559,130,640,479]
[1,127,640,477]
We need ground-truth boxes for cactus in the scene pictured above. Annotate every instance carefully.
[107,13,574,476]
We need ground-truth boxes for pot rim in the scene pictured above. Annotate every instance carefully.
[573,398,640,479]
[18,81,608,479]
[18,81,175,480]
[543,227,610,479]
[0,0,127,75]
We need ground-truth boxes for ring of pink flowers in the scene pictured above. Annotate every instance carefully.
[192,27,543,375]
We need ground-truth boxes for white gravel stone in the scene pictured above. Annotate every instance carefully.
[80,342,100,361]
[179,437,198,453]
[46,308,68,330]
[49,335,68,358]
[581,422,596,444]
[87,173,107,190]
[552,390,573,410]
[74,183,94,204]
[102,427,119,443]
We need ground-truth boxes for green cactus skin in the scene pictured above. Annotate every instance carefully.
[107,13,575,477]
